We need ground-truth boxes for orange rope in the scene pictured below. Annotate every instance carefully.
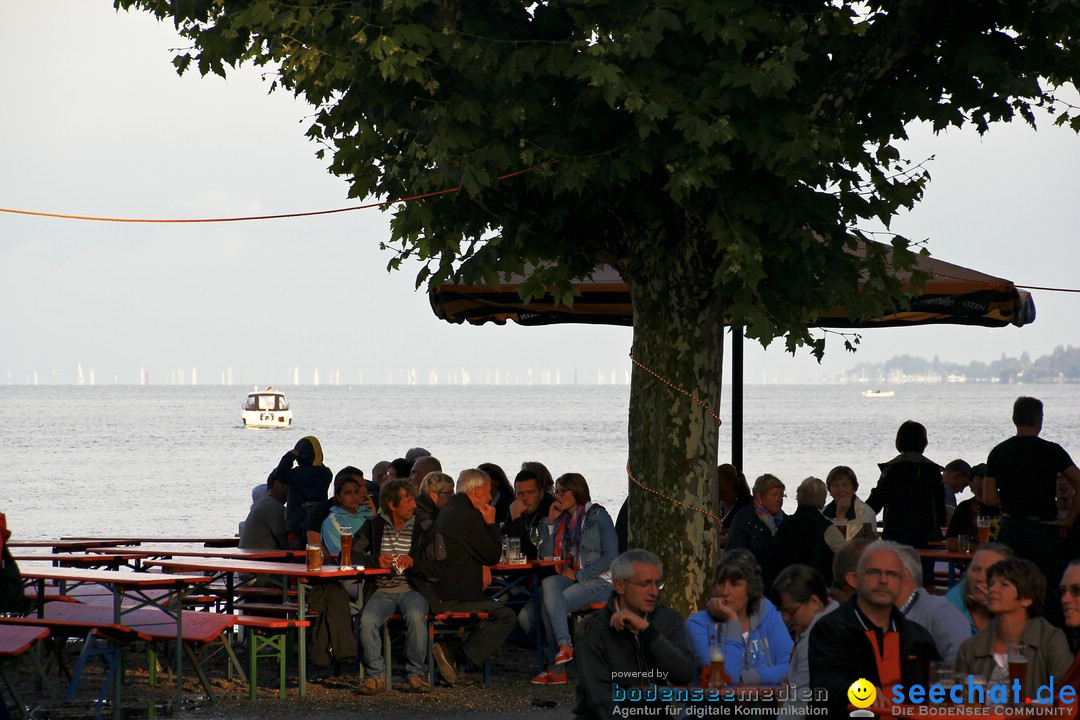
[626,353,724,525]
[0,167,538,224]
[629,353,722,425]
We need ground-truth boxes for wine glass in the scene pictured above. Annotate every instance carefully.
[529,524,542,550]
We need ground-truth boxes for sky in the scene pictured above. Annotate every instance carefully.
[2,1,1079,387]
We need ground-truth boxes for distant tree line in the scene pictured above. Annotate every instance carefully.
[844,345,1080,384]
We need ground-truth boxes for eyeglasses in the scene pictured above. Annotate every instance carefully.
[859,568,902,581]
[1060,584,1080,599]
[437,490,454,496]
[554,488,570,496]
[778,600,807,617]
[624,579,665,590]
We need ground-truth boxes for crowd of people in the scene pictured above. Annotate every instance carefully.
[228,395,1080,718]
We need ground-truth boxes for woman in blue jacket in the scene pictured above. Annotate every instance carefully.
[686,549,793,686]
[524,472,618,685]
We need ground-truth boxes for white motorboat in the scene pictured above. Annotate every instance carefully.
[242,387,292,428]
[861,389,895,398]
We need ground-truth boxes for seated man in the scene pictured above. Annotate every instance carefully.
[352,478,435,694]
[574,549,697,719]
[894,544,969,664]
[501,469,554,560]
[809,540,938,716]
[772,477,834,585]
[420,468,517,685]
[415,471,454,523]
[239,470,288,551]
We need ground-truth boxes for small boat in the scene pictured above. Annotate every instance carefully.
[242,387,292,428]
[861,389,895,398]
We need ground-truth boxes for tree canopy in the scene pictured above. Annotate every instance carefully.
[118,0,1080,610]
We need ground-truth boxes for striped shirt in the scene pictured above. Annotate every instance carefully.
[376,515,414,592]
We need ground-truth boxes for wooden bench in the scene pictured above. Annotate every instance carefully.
[234,615,311,699]
[0,614,152,709]
[0,624,49,720]
[33,601,243,702]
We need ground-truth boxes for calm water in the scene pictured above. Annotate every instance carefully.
[3,383,1080,539]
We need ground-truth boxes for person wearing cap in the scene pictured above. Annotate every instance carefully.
[275,436,333,548]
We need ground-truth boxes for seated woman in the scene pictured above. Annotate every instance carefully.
[945,543,1013,635]
[773,564,837,713]
[726,474,786,588]
[320,472,376,560]
[955,557,1071,698]
[525,472,618,685]
[822,465,878,552]
[686,549,793,686]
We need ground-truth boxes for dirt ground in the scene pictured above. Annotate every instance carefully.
[4,639,578,719]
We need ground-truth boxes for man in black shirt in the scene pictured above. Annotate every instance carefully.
[984,396,1080,626]
[501,470,553,559]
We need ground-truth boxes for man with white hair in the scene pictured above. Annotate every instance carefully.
[421,468,516,685]
[809,540,938,716]
[893,544,970,663]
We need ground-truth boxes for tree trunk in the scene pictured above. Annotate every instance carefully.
[624,263,724,617]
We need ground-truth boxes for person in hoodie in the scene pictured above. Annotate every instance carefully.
[275,436,333,548]
[320,470,376,559]
[686,548,793,686]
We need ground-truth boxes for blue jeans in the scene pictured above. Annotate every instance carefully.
[518,574,612,660]
[359,589,429,679]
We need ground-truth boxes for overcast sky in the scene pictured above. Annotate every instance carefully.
[2,2,1079,387]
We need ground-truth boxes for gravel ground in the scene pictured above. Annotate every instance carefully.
[7,639,578,719]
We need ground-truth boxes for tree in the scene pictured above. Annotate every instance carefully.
[117,0,1080,612]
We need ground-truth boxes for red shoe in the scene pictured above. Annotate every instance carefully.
[553,645,574,666]
[530,670,568,685]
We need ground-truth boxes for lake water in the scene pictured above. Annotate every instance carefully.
[3,383,1080,540]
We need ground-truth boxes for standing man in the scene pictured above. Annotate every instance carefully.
[423,468,516,685]
[573,549,697,719]
[894,545,969,663]
[275,436,333,549]
[352,478,435,694]
[502,469,554,559]
[809,540,938,716]
[984,396,1080,625]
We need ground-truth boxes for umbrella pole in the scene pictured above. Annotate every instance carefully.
[732,327,743,472]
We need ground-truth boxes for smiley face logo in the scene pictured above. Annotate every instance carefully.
[847,678,876,709]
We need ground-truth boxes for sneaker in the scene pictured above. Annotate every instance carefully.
[405,675,432,694]
[432,642,459,685]
[530,670,568,685]
[553,645,574,666]
[356,677,387,695]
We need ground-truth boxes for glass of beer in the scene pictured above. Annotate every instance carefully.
[977,516,992,545]
[339,527,353,571]
[1008,642,1028,692]
[709,623,726,688]
[306,543,323,572]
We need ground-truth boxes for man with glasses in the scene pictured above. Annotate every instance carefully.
[502,470,554,560]
[573,549,697,719]
[809,540,938,716]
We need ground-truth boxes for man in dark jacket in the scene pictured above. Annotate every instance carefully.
[773,477,835,585]
[351,478,436,694]
[275,436,333,548]
[501,470,554,560]
[574,549,698,719]
[809,540,939,717]
[422,468,516,685]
